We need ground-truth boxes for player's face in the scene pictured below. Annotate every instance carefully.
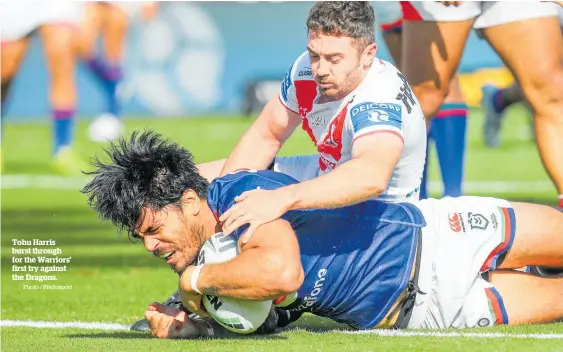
[307,31,376,101]
[135,203,205,275]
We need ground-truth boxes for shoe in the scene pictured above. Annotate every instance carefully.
[130,291,187,332]
[528,266,563,278]
[481,84,503,149]
[52,147,90,176]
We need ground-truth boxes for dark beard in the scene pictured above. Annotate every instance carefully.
[172,222,206,275]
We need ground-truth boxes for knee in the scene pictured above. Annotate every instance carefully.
[520,66,563,117]
[412,83,448,121]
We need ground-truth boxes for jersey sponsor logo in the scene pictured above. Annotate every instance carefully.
[291,268,327,312]
[468,212,489,230]
[395,72,417,114]
[308,113,329,128]
[298,67,312,77]
[280,64,294,102]
[319,155,336,170]
[350,102,402,132]
[317,106,348,169]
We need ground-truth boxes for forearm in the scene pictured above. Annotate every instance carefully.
[185,249,297,300]
[220,126,281,176]
[284,158,386,210]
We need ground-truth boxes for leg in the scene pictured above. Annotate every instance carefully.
[401,19,473,125]
[100,4,128,117]
[432,76,467,197]
[40,24,78,155]
[498,202,563,269]
[1,38,30,107]
[483,17,563,206]
[489,270,563,325]
[383,31,402,68]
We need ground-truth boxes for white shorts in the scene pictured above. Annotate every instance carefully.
[409,196,516,329]
[401,1,558,28]
[0,1,84,42]
[373,1,403,33]
[272,154,321,183]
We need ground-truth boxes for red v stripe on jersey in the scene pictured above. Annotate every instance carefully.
[295,80,318,145]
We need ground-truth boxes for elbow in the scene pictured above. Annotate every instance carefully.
[265,256,304,296]
[364,179,387,198]
[277,264,304,295]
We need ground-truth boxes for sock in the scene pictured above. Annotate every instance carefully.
[432,102,468,197]
[86,56,107,82]
[492,89,513,114]
[85,56,122,117]
[419,135,430,200]
[104,62,122,117]
[559,195,563,210]
[52,109,74,154]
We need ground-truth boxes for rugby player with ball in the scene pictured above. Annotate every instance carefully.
[83,131,563,339]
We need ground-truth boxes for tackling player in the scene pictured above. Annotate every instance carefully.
[399,1,563,210]
[374,1,468,199]
[0,0,87,175]
[82,131,563,338]
[215,1,427,240]
[130,1,428,331]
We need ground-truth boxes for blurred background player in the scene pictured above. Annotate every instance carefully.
[0,0,87,175]
[481,6,563,149]
[78,1,157,142]
[373,1,468,199]
[400,1,563,211]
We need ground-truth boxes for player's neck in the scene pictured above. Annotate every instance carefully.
[199,202,222,241]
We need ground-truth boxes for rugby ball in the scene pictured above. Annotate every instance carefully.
[87,114,124,142]
[197,232,272,334]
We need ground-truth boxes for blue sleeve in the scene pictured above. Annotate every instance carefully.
[207,170,299,241]
[349,102,403,135]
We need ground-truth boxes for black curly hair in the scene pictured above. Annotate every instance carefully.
[81,130,208,240]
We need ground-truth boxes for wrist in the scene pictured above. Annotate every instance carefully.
[280,185,299,211]
[180,265,197,293]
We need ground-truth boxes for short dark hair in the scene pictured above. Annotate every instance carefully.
[81,130,208,240]
[306,1,376,49]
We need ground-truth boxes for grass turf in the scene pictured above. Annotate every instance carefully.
[2,106,562,351]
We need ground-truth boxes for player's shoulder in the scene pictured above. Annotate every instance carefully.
[290,51,313,82]
[349,59,421,123]
[210,170,298,198]
[357,59,405,99]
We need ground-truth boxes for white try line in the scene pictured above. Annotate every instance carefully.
[2,320,563,339]
[1,320,130,331]
[0,175,555,194]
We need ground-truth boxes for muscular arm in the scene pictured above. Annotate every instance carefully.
[181,218,304,300]
[281,132,404,210]
[220,96,302,176]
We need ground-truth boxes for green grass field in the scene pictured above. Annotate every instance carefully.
[2,106,563,351]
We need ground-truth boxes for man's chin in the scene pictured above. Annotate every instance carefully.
[170,261,191,275]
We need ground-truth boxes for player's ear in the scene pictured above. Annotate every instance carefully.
[362,42,377,69]
[181,189,201,216]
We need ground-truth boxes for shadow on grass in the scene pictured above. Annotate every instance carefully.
[65,331,287,341]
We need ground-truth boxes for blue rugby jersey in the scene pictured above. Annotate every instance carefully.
[207,170,426,329]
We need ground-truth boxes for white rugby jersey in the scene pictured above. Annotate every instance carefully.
[279,51,427,203]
